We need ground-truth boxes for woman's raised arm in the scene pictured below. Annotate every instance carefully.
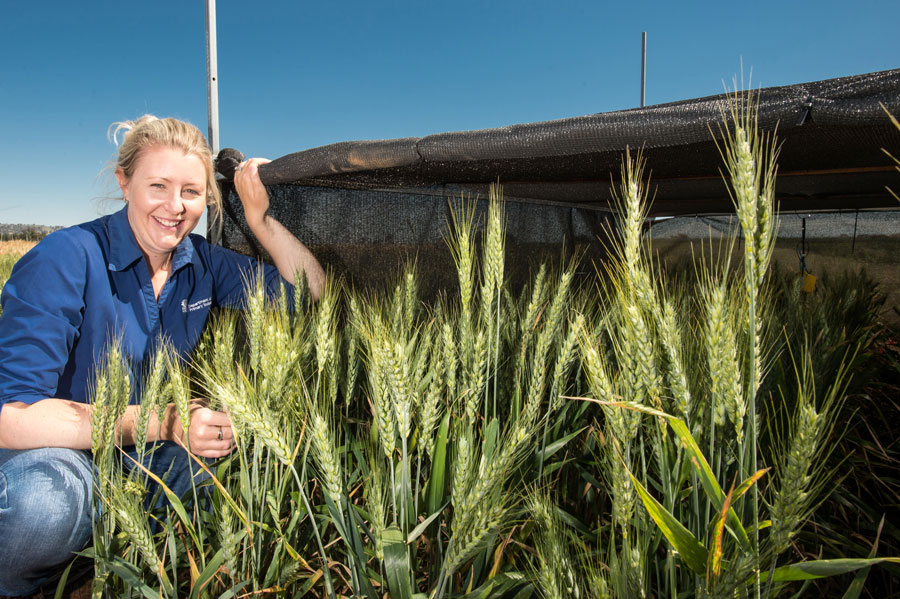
[233,158,325,301]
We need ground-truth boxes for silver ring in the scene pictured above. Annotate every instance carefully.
[217,426,223,441]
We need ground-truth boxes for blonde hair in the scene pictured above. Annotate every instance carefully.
[109,115,222,220]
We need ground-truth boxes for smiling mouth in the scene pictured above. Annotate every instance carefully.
[153,216,182,228]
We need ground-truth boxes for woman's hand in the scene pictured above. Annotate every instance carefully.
[233,158,272,228]
[231,157,326,300]
[169,400,236,459]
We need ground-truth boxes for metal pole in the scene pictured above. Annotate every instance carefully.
[205,0,220,154]
[640,32,647,107]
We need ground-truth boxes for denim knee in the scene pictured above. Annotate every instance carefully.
[0,447,93,596]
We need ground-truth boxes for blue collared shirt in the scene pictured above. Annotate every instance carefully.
[0,206,291,410]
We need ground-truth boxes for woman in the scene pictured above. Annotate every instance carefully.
[0,115,324,596]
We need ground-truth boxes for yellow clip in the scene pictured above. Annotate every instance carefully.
[802,272,816,293]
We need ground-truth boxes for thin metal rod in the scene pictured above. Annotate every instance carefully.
[640,32,647,107]
[205,0,220,155]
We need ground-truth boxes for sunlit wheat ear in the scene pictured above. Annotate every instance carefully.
[445,487,510,575]
[256,277,307,410]
[530,490,582,599]
[389,280,405,335]
[314,276,339,376]
[386,339,413,440]
[657,297,692,421]
[308,403,344,513]
[135,339,170,449]
[770,400,821,554]
[441,320,458,402]
[521,262,548,345]
[607,147,656,307]
[622,300,661,410]
[215,377,293,464]
[363,320,398,459]
[707,551,755,599]
[90,363,110,460]
[769,351,842,556]
[243,266,267,373]
[445,196,477,339]
[166,347,193,450]
[111,477,163,577]
[342,319,360,404]
[216,500,243,579]
[402,263,419,327]
[364,454,388,560]
[607,437,636,535]
[451,431,472,509]
[211,311,237,390]
[465,329,487,423]
[717,90,779,288]
[417,328,444,460]
[478,183,506,325]
[91,338,130,470]
[541,266,575,352]
[549,314,580,411]
[702,275,744,441]
[576,315,614,403]
[717,89,779,410]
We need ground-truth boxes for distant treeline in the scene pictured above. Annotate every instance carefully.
[0,225,61,241]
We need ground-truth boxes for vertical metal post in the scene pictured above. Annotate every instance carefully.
[640,32,647,107]
[205,0,220,155]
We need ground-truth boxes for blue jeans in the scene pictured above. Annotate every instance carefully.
[0,442,199,596]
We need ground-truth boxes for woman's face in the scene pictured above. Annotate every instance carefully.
[117,145,207,264]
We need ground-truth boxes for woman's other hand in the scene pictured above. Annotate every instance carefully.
[170,400,235,458]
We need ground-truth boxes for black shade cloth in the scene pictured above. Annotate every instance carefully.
[214,69,900,293]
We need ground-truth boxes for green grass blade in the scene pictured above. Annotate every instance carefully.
[384,525,413,599]
[534,426,586,462]
[105,558,163,599]
[666,416,751,550]
[408,501,449,544]
[761,558,900,582]
[426,412,451,515]
[52,559,75,599]
[628,470,709,574]
[842,515,884,599]
[189,548,225,599]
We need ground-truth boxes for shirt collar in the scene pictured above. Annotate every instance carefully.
[107,205,197,273]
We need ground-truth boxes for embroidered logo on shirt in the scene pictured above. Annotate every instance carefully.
[182,297,212,313]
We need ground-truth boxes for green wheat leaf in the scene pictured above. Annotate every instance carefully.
[426,412,451,516]
[628,470,709,574]
[761,558,900,582]
[384,525,413,599]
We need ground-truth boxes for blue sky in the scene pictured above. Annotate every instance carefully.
[1,0,897,229]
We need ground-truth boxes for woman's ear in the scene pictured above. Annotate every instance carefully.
[115,168,128,200]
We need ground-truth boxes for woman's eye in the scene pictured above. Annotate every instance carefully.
[183,188,201,197]
[151,183,165,190]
